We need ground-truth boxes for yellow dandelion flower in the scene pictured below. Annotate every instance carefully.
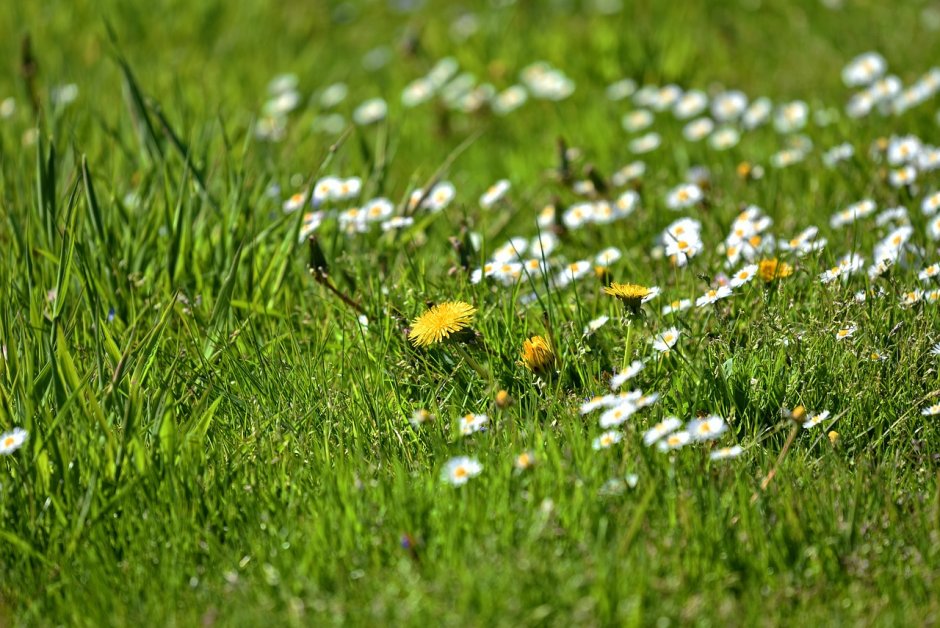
[828,430,840,445]
[758,258,793,283]
[521,335,555,372]
[495,389,513,409]
[603,282,650,312]
[408,301,477,348]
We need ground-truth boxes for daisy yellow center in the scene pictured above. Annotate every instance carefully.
[454,466,468,479]
[3,437,13,447]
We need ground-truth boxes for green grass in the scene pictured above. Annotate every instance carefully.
[1,0,940,625]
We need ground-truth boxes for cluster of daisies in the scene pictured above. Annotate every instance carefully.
[255,54,577,142]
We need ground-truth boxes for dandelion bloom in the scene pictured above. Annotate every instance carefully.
[521,335,555,372]
[758,258,793,282]
[442,456,483,486]
[409,301,476,347]
[604,282,653,313]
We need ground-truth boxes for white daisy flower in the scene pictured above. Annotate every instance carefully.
[610,361,645,389]
[492,85,528,115]
[459,413,489,436]
[401,77,436,107]
[682,117,714,142]
[363,198,394,223]
[410,409,434,427]
[889,166,917,188]
[621,109,654,133]
[729,264,758,288]
[643,417,683,446]
[282,191,308,213]
[665,183,703,210]
[774,100,809,133]
[592,430,623,450]
[709,445,744,460]
[661,298,692,315]
[583,315,610,336]
[842,51,887,87]
[822,143,855,167]
[657,430,691,452]
[921,404,940,416]
[802,410,831,429]
[606,78,637,101]
[352,97,388,125]
[652,327,680,353]
[479,179,511,209]
[629,132,661,154]
[695,286,733,307]
[711,90,748,121]
[0,427,27,455]
[595,247,622,267]
[835,327,856,341]
[919,263,940,282]
[673,90,708,119]
[581,395,615,415]
[687,416,728,441]
[611,161,646,187]
[599,403,637,428]
[741,97,773,129]
[708,126,740,150]
[381,216,414,232]
[921,191,940,216]
[442,456,482,486]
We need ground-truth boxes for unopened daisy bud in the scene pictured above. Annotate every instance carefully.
[495,389,513,409]
[521,335,555,373]
[828,430,840,445]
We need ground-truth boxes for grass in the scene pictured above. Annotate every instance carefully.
[1,0,940,625]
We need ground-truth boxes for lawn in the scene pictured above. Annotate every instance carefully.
[1,0,939,625]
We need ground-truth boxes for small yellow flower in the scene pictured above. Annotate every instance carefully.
[828,430,840,445]
[408,301,477,348]
[521,335,555,372]
[495,389,513,409]
[603,282,651,312]
[758,258,793,282]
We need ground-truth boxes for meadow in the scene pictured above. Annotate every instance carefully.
[1,0,940,625]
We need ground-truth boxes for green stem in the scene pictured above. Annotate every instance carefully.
[452,344,492,383]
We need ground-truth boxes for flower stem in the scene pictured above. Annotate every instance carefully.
[452,344,492,383]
